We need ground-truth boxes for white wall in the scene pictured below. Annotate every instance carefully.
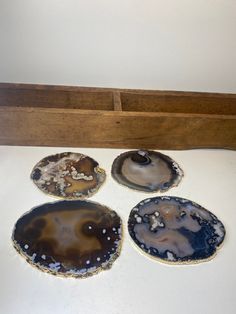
[0,0,235,92]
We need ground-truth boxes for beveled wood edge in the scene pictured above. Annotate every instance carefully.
[0,140,234,151]
[0,82,236,98]
[0,106,236,120]
[0,105,235,119]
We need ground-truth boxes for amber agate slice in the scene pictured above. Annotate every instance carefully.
[31,152,106,199]
[111,150,183,192]
[128,196,225,264]
[12,200,122,278]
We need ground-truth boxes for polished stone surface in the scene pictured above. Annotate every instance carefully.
[31,152,106,199]
[12,200,122,278]
[111,150,183,192]
[128,196,225,264]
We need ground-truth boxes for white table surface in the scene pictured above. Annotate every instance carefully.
[0,146,235,314]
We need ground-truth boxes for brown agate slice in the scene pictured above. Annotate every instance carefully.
[128,196,225,264]
[31,152,106,199]
[111,150,183,192]
[12,200,122,278]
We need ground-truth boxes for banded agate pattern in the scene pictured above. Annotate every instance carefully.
[111,150,183,192]
[128,196,225,264]
[31,152,106,199]
[12,200,122,278]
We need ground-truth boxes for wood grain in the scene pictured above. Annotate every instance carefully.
[0,83,236,149]
[121,92,236,115]
[113,92,122,111]
[0,86,113,110]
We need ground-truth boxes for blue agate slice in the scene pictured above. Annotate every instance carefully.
[128,196,225,264]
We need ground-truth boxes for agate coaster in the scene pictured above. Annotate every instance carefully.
[128,196,225,264]
[31,152,106,199]
[111,150,183,192]
[12,200,122,278]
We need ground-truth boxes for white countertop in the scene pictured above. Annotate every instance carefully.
[0,146,236,314]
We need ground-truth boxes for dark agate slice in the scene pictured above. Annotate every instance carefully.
[111,150,183,192]
[128,196,225,264]
[31,152,106,199]
[12,200,122,278]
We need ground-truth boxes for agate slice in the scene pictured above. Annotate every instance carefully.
[31,152,106,199]
[128,196,225,264]
[12,200,122,278]
[111,150,183,192]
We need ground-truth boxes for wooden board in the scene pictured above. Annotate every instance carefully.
[0,83,236,149]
